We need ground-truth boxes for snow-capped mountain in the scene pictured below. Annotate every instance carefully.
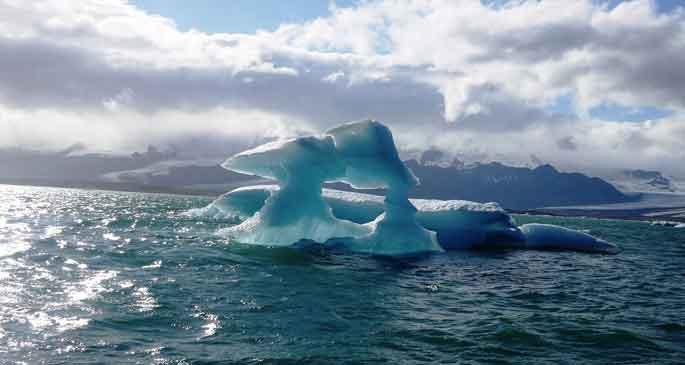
[598,169,685,194]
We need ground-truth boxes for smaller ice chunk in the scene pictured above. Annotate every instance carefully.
[519,223,619,254]
[413,200,525,249]
[650,220,680,227]
[183,186,273,222]
[324,190,524,248]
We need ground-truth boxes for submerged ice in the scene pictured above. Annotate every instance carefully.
[198,120,618,256]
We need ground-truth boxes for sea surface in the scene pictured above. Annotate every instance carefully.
[1,184,684,364]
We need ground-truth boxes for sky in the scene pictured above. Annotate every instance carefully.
[131,0,360,34]
[1,0,685,175]
[132,0,685,33]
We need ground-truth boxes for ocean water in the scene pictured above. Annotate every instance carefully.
[1,184,683,365]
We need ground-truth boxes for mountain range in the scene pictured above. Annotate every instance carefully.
[0,147,637,210]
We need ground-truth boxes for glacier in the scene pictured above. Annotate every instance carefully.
[191,120,618,256]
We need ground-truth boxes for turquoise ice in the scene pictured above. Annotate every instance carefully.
[201,120,618,256]
[219,135,369,246]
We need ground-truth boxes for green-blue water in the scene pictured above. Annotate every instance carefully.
[1,184,683,364]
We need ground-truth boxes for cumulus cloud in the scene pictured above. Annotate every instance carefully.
[0,0,684,175]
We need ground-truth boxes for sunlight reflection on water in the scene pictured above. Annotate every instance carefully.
[0,184,683,364]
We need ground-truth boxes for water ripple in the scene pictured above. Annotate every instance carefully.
[0,184,683,364]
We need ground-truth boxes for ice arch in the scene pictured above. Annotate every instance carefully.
[219,135,369,246]
[218,120,442,255]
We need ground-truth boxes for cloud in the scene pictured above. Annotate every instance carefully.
[0,0,684,175]
[0,104,300,153]
[0,24,444,129]
[398,116,685,175]
[556,136,578,151]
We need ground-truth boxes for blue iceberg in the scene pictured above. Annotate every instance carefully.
[519,224,620,254]
[216,121,441,255]
[189,185,525,250]
[190,120,618,256]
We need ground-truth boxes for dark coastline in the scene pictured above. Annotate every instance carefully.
[511,208,685,224]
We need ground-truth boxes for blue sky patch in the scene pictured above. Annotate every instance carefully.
[589,102,673,122]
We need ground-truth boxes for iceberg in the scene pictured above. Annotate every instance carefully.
[189,185,525,250]
[216,120,440,255]
[195,120,617,256]
[412,199,525,249]
[519,224,619,254]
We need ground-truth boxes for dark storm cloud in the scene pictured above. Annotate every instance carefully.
[467,22,597,63]
[556,136,578,151]
[0,36,445,130]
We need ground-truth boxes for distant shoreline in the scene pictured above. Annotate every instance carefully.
[0,179,222,198]
[511,208,685,224]
[3,179,684,224]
